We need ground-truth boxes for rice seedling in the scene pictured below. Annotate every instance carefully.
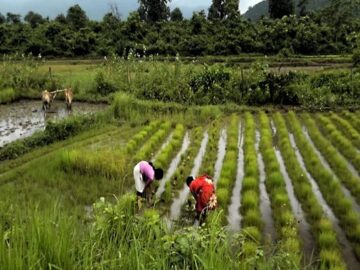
[125,120,161,154]
[134,121,172,161]
[155,124,186,170]
[301,113,360,205]
[342,111,360,133]
[273,113,346,269]
[286,112,360,260]
[316,114,360,173]
[330,113,360,149]
[240,112,262,245]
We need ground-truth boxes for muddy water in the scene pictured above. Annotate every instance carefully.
[302,127,360,213]
[169,132,209,221]
[274,145,314,259]
[227,122,244,231]
[0,100,107,147]
[255,130,277,241]
[155,132,190,198]
[289,133,360,270]
[151,132,174,162]
[213,129,227,186]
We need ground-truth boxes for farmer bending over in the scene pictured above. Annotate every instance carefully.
[133,161,163,207]
[186,175,217,225]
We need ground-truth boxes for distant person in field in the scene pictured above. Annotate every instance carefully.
[64,87,73,110]
[133,161,163,206]
[186,175,217,225]
[42,90,56,111]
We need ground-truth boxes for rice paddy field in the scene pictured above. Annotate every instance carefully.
[1,105,360,269]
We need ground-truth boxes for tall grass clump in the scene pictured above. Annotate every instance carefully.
[316,114,360,173]
[0,87,16,103]
[287,112,360,260]
[258,112,301,265]
[329,113,360,149]
[216,115,238,219]
[302,113,360,205]
[134,121,172,161]
[273,112,346,269]
[59,149,127,181]
[0,203,80,270]
[239,112,262,253]
[342,111,360,133]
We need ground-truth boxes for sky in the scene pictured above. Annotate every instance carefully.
[0,0,263,20]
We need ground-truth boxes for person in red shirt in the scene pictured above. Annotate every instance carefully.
[186,175,217,224]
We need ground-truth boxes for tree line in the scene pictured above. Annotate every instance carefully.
[0,0,359,57]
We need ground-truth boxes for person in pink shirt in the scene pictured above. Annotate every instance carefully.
[133,161,163,205]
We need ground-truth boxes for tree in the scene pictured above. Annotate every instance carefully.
[55,14,67,24]
[208,0,239,20]
[208,0,226,20]
[24,11,45,28]
[269,0,294,19]
[138,0,170,22]
[0,13,5,24]
[6,12,21,24]
[297,0,309,16]
[66,4,88,29]
[225,0,240,19]
[170,7,183,21]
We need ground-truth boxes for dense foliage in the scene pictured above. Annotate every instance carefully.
[0,1,359,57]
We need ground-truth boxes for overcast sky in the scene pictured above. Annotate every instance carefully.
[0,0,263,20]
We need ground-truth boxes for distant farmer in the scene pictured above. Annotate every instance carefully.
[42,90,56,111]
[64,87,73,110]
[133,161,163,206]
[186,175,217,225]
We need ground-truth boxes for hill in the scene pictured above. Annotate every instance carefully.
[244,0,330,21]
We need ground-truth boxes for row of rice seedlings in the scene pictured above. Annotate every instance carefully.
[149,124,186,196]
[161,127,203,204]
[239,112,262,257]
[287,112,360,259]
[217,115,239,216]
[342,111,360,133]
[301,113,360,204]
[200,120,222,179]
[124,120,161,154]
[273,113,346,269]
[329,113,360,149]
[153,124,185,170]
[316,114,360,173]
[134,121,172,161]
[59,150,127,180]
[258,112,301,266]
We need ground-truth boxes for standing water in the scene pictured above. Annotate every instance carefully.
[151,132,174,162]
[0,100,106,147]
[227,122,244,231]
[169,132,209,221]
[213,129,227,186]
[255,130,276,240]
[155,132,190,198]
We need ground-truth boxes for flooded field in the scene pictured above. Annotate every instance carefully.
[0,100,106,147]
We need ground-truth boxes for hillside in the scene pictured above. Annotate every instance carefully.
[244,0,330,21]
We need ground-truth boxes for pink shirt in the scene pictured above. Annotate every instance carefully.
[139,161,155,183]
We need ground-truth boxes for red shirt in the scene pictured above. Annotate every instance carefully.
[189,175,215,213]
